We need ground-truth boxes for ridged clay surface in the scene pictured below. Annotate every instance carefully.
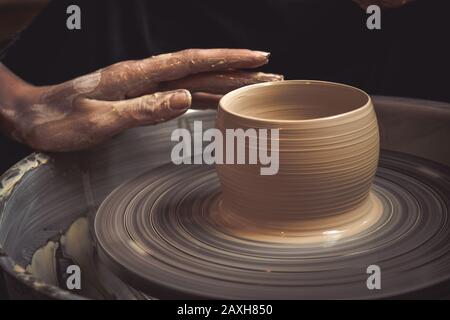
[216,81,380,243]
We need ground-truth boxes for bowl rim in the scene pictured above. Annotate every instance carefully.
[218,80,372,124]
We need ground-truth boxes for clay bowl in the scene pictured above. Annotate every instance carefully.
[216,80,380,242]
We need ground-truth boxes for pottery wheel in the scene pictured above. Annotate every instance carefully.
[94,150,450,299]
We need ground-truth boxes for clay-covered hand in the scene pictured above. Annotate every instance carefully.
[0,49,282,151]
[353,0,414,9]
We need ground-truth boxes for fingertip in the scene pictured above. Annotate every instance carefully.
[254,51,271,59]
[260,72,284,81]
[253,50,271,66]
[252,72,284,83]
[248,50,271,67]
[272,73,284,81]
[169,89,192,110]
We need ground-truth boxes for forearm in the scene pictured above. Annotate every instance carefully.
[0,64,35,106]
[0,63,37,141]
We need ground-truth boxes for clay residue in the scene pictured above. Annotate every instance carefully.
[24,217,145,299]
[26,241,59,286]
[72,72,102,94]
[0,153,50,202]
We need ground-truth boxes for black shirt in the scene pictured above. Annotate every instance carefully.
[1,0,449,173]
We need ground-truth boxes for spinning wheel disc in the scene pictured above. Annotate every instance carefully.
[94,151,450,299]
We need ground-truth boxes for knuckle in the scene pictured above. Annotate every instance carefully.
[104,61,135,82]
[133,94,158,118]
[181,48,194,57]
[181,49,196,69]
[105,60,132,72]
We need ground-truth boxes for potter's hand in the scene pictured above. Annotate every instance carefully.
[0,49,282,152]
[353,0,414,9]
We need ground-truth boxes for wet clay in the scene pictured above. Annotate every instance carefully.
[93,151,450,299]
[215,80,381,243]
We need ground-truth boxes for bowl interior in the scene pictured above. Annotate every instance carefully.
[220,81,370,121]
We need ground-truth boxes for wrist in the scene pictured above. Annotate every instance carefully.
[0,64,36,108]
[0,64,39,143]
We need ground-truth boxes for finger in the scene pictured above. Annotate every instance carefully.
[23,90,191,152]
[88,89,192,127]
[191,92,223,110]
[97,49,271,99]
[160,71,284,95]
[138,49,271,81]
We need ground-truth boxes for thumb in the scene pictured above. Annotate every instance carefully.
[110,89,191,126]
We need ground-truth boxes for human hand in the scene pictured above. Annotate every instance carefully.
[0,49,282,151]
